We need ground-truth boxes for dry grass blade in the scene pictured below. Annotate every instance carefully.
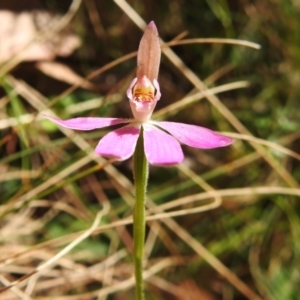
[0,206,109,293]
[153,81,250,119]
[35,62,95,90]
[164,38,261,49]
[224,132,300,162]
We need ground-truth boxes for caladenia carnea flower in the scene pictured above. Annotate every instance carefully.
[44,21,234,300]
[44,22,233,166]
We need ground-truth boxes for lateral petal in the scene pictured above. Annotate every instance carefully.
[143,124,184,166]
[154,121,234,149]
[43,115,129,131]
[95,125,140,160]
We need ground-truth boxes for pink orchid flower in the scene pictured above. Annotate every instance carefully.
[44,22,233,166]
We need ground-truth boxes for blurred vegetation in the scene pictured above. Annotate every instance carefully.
[0,0,300,299]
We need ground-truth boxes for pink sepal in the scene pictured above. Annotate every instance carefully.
[95,125,140,160]
[143,124,184,166]
[43,115,129,131]
[154,121,234,149]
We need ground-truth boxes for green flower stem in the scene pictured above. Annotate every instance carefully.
[133,128,148,300]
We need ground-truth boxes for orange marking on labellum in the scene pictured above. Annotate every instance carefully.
[133,86,155,102]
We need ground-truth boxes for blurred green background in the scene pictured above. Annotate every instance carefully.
[0,0,300,299]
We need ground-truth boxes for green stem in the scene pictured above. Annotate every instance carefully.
[133,128,148,300]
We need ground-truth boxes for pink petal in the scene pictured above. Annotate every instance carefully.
[43,115,129,131]
[143,124,184,166]
[95,125,140,160]
[154,121,234,149]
